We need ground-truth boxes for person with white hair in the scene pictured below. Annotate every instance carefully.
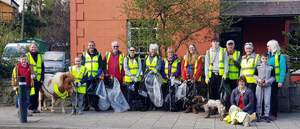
[240,42,260,102]
[267,39,286,120]
[103,41,125,84]
[142,43,162,110]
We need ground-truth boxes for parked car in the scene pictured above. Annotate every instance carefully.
[44,51,70,73]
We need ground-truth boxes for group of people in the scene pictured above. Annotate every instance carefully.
[11,38,286,123]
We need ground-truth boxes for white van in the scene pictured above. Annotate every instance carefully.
[2,43,30,61]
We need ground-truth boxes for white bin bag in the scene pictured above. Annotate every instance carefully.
[145,71,164,107]
[175,82,187,102]
[107,78,130,113]
[96,80,110,111]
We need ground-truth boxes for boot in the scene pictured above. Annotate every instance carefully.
[71,106,76,115]
[83,106,90,111]
[204,110,210,118]
[192,105,197,114]
[78,106,83,115]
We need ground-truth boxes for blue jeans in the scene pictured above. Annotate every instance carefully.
[15,87,31,109]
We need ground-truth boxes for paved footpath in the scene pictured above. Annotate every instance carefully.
[0,106,299,129]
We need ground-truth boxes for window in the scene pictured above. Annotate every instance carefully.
[127,20,158,61]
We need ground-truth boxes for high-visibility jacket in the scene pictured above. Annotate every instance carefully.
[240,54,260,83]
[207,47,226,78]
[163,58,180,83]
[54,82,67,99]
[83,52,100,77]
[69,66,87,93]
[274,51,281,82]
[105,51,124,73]
[145,55,158,71]
[12,63,35,95]
[26,53,43,81]
[182,55,202,82]
[124,57,141,82]
[227,51,240,80]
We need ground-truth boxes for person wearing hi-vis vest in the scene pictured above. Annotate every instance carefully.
[143,43,162,111]
[205,37,229,100]
[161,48,181,111]
[267,40,286,121]
[123,47,142,111]
[181,44,202,114]
[240,42,260,102]
[81,41,104,111]
[12,55,36,117]
[69,56,88,115]
[26,42,44,113]
[225,40,241,110]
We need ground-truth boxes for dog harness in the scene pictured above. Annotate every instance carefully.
[54,82,67,99]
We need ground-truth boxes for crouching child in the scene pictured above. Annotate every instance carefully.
[69,56,88,115]
[12,55,36,117]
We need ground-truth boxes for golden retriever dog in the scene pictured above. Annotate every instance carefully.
[38,72,75,114]
[225,105,256,127]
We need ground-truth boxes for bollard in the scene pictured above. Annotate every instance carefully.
[19,76,27,123]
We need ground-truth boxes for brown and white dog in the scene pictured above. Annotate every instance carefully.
[192,95,227,120]
[38,72,75,114]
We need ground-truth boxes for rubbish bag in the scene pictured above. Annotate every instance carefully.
[175,82,187,102]
[144,71,164,107]
[107,77,130,113]
[219,79,231,101]
[165,77,181,111]
[96,80,110,110]
[87,81,99,95]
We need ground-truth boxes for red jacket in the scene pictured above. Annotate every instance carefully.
[104,51,125,84]
[181,56,202,82]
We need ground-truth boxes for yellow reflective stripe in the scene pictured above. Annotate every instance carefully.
[145,55,158,71]
[274,52,280,82]
[84,52,100,77]
[54,82,67,99]
[125,57,141,82]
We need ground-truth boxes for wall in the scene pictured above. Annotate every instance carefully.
[0,1,14,21]
[242,19,286,55]
[70,0,213,62]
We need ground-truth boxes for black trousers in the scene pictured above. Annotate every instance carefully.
[224,79,237,111]
[84,80,99,109]
[209,73,222,100]
[270,82,279,117]
[126,82,140,109]
[29,80,42,110]
[247,83,256,111]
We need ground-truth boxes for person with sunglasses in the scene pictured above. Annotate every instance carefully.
[123,47,142,111]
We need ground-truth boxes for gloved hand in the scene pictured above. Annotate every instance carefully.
[152,69,157,74]
[30,74,35,79]
[222,75,227,80]
[130,76,135,81]
[73,81,77,85]
[205,78,210,84]
[134,77,138,82]
[130,84,135,91]
[13,87,18,91]
[77,82,81,87]
[140,91,148,97]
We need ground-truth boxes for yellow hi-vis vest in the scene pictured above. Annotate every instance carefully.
[207,47,226,78]
[12,68,35,96]
[83,52,100,77]
[124,57,142,82]
[274,51,281,82]
[54,82,67,99]
[145,55,158,71]
[26,53,42,81]
[105,51,124,73]
[163,58,180,83]
[69,66,87,93]
[240,54,260,83]
[227,51,240,80]
[183,55,202,82]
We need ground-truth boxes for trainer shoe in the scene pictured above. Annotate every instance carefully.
[269,116,277,121]
[265,117,270,123]
[256,116,261,122]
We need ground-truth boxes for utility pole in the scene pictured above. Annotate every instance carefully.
[21,0,25,40]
